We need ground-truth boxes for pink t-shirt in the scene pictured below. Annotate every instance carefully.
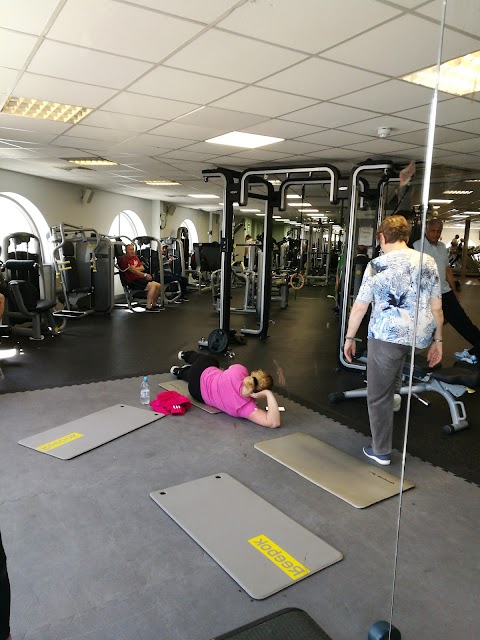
[200,364,257,419]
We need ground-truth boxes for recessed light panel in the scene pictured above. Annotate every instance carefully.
[429,199,453,204]
[2,96,92,124]
[188,194,220,198]
[67,158,117,166]
[205,131,284,149]
[443,190,473,195]
[144,180,181,185]
[402,49,480,97]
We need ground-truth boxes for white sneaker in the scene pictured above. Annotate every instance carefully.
[393,394,401,412]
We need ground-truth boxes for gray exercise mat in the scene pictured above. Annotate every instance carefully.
[255,433,414,509]
[159,379,221,413]
[150,473,342,599]
[18,404,164,459]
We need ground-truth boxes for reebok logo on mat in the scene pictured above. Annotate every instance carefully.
[248,534,310,579]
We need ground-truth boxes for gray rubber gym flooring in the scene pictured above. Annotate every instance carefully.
[1,374,478,639]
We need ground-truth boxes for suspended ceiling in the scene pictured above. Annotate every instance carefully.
[0,0,480,224]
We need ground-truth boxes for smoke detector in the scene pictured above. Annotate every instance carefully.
[378,127,392,139]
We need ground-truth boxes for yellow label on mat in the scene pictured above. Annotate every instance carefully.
[248,534,310,580]
[37,432,84,451]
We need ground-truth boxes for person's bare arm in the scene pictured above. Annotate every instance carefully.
[344,301,369,362]
[426,297,443,366]
[247,390,281,428]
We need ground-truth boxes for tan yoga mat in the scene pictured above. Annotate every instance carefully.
[18,404,165,460]
[151,473,342,599]
[254,433,414,509]
[159,378,221,413]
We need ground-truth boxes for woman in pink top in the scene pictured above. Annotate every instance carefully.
[170,351,281,428]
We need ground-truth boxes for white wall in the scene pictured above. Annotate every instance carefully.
[0,168,212,245]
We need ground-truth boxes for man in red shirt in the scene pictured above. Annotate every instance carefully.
[118,244,162,312]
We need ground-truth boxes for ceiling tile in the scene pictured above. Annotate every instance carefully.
[147,122,223,141]
[296,130,373,147]
[322,15,480,76]
[244,120,326,138]
[304,148,366,160]
[229,149,294,162]
[204,155,254,167]
[160,149,228,161]
[82,111,164,133]
[211,86,318,118]
[259,57,386,101]
[343,139,419,153]
[390,127,474,145]
[448,120,480,135]
[0,67,19,94]
[0,29,37,69]
[12,72,118,108]
[52,136,115,151]
[397,97,480,126]
[108,140,172,155]
[0,113,71,134]
[416,0,480,40]
[28,41,152,89]
[280,103,379,128]
[0,0,60,35]
[102,92,200,120]
[130,66,244,103]
[179,141,246,155]
[125,0,240,23]
[48,0,203,62]
[334,79,452,113]
[0,128,57,145]
[218,0,401,54]
[170,106,268,129]
[166,29,306,83]
[63,125,135,143]
[340,115,425,136]
[435,138,480,153]
[134,133,196,149]
[270,140,330,155]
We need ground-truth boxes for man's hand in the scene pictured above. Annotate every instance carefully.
[145,273,153,281]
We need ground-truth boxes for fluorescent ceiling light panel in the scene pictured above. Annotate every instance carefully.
[339,186,348,191]
[432,206,440,209]
[188,194,220,198]
[289,202,311,207]
[272,215,282,219]
[464,179,480,182]
[429,199,453,204]
[205,131,284,149]
[286,194,301,199]
[402,49,480,97]
[443,190,473,195]
[67,158,117,165]
[268,179,282,185]
[240,208,261,212]
[464,211,479,215]
[2,96,92,124]
[303,209,319,213]
[143,180,181,185]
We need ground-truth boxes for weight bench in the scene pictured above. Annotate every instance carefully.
[329,358,480,434]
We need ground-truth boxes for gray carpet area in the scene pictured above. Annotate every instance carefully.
[1,375,478,640]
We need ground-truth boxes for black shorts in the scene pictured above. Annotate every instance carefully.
[128,279,148,291]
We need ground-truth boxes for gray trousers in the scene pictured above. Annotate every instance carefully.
[367,339,410,455]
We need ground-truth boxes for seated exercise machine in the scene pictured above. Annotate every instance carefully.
[329,355,480,434]
[1,232,58,340]
[50,222,115,320]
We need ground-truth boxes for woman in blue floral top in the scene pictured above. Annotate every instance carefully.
[344,216,443,465]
